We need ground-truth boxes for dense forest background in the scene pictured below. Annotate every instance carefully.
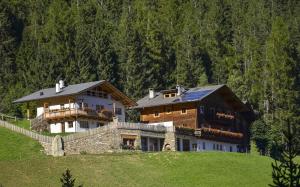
[0,0,299,153]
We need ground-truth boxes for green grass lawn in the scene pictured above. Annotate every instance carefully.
[0,126,286,187]
[9,119,31,130]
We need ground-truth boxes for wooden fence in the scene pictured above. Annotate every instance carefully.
[0,120,53,143]
[0,118,170,144]
[0,113,17,121]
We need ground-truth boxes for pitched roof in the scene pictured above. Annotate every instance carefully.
[134,85,224,109]
[14,80,137,107]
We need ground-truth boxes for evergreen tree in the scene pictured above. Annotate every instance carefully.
[251,119,271,155]
[264,17,298,143]
[60,169,83,187]
[269,120,300,187]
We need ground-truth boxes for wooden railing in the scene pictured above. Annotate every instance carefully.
[117,122,167,132]
[43,108,113,121]
[195,127,243,139]
[62,122,168,142]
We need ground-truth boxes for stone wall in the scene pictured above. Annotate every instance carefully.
[1,120,176,156]
[63,128,120,154]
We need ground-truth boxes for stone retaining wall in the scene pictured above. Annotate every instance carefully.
[1,120,176,156]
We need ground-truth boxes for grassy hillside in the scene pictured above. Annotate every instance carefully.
[0,126,276,187]
[0,127,45,161]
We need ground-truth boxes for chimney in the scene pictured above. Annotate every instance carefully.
[149,88,155,99]
[176,85,182,96]
[56,83,61,93]
[59,80,64,89]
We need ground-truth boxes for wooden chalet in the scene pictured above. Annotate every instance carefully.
[134,85,255,152]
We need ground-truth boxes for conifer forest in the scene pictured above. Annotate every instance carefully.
[0,0,299,153]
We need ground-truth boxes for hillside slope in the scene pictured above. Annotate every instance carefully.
[0,127,273,187]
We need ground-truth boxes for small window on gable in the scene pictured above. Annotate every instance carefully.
[164,94,170,98]
[154,111,160,117]
[181,108,187,114]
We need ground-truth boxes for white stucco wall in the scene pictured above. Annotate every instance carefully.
[65,121,75,133]
[50,122,62,133]
[37,107,44,117]
[148,121,173,127]
[196,139,238,152]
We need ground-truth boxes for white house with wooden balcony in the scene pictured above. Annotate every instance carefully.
[14,80,136,133]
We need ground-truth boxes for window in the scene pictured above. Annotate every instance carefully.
[154,111,160,117]
[171,93,176,97]
[199,106,205,114]
[80,121,89,129]
[68,121,73,128]
[123,138,135,147]
[96,122,104,127]
[220,144,223,151]
[181,108,187,114]
[202,142,206,150]
[213,144,216,150]
[115,108,122,115]
[176,138,181,151]
[96,105,104,111]
[60,104,64,110]
[192,144,197,151]
[216,144,219,150]
[230,146,233,152]
[164,94,170,98]
[166,107,172,114]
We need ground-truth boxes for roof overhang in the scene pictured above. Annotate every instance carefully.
[13,80,137,107]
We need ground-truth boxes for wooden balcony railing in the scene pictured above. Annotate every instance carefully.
[43,108,113,121]
[195,127,243,139]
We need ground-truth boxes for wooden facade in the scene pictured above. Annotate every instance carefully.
[140,102,197,129]
[138,86,254,151]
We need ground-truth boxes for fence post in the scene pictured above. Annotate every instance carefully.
[15,116,17,121]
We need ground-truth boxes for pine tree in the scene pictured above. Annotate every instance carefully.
[60,169,83,187]
[269,120,300,187]
[264,17,298,143]
[251,119,271,155]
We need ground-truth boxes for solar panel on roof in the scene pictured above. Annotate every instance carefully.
[181,89,213,101]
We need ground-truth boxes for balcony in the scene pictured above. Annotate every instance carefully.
[43,108,113,122]
[195,127,243,143]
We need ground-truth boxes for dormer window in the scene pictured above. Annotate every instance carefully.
[154,111,160,117]
[164,93,176,98]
